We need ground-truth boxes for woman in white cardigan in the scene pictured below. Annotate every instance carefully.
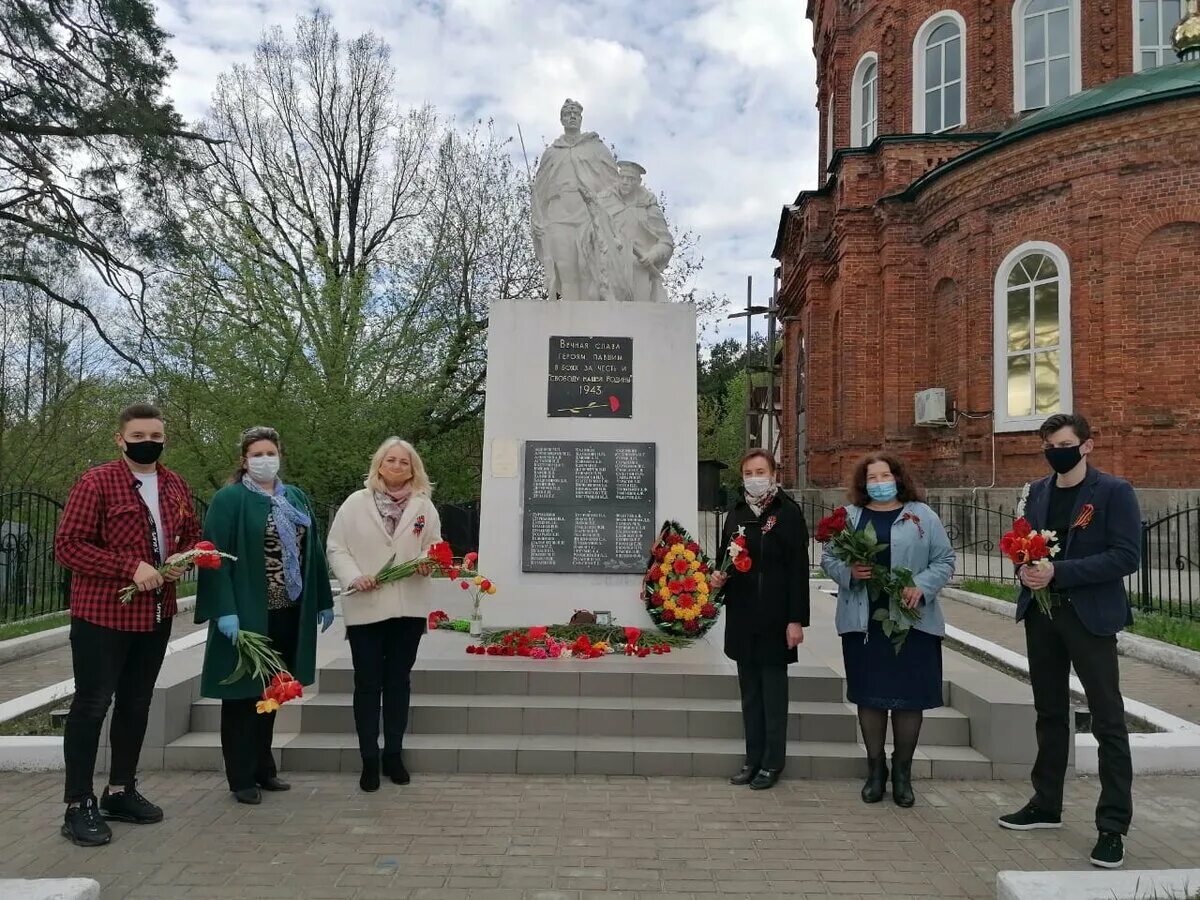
[326,437,442,792]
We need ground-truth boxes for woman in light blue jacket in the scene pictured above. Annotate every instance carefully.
[821,452,955,809]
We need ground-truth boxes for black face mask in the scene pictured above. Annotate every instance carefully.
[123,440,164,465]
[1044,445,1083,475]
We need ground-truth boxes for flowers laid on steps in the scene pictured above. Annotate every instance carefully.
[643,520,722,637]
[462,625,673,659]
[118,540,236,603]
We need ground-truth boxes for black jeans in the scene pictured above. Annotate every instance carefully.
[737,660,789,772]
[1025,600,1133,834]
[346,616,424,760]
[221,606,300,791]
[63,617,173,803]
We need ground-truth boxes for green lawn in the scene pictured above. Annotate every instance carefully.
[0,700,66,736]
[0,582,197,643]
[957,580,1200,652]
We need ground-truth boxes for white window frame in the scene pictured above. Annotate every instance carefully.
[1012,0,1082,112]
[1134,0,1184,71]
[913,11,968,133]
[850,52,879,147]
[993,241,1073,433]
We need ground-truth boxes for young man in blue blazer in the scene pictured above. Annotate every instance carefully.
[997,414,1141,870]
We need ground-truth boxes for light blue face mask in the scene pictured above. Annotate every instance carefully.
[866,481,898,503]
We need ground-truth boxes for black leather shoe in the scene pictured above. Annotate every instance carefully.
[861,756,888,804]
[233,787,262,805]
[62,797,112,846]
[382,754,410,786]
[360,756,381,792]
[100,786,163,824]
[749,768,781,790]
[256,776,291,792]
[729,765,757,786]
[891,756,915,808]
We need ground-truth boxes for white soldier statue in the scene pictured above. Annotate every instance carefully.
[531,99,637,302]
[600,161,675,303]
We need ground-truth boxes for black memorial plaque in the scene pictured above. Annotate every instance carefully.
[522,440,655,574]
[547,336,633,418]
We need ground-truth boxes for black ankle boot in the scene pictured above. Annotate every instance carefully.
[891,755,914,808]
[359,756,380,793]
[382,754,410,786]
[861,756,888,804]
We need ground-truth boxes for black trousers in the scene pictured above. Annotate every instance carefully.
[1025,600,1133,834]
[346,616,424,759]
[737,660,789,772]
[221,606,300,792]
[63,616,173,803]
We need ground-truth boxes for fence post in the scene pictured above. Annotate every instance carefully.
[1138,519,1151,613]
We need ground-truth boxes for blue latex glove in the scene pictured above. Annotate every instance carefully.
[217,614,239,642]
[318,609,334,633]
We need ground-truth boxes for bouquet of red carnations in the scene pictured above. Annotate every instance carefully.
[118,540,235,604]
[341,540,457,595]
[999,517,1061,617]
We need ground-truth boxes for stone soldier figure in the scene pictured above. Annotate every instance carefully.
[600,160,675,303]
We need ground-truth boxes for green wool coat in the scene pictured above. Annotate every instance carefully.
[195,482,333,700]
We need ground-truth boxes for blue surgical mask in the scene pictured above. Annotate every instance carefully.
[866,481,898,503]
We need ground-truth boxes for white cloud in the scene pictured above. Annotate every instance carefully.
[156,0,820,336]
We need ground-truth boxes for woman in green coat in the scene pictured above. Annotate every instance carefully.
[195,426,334,805]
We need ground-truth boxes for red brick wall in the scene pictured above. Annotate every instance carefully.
[778,94,1200,490]
[810,0,1141,164]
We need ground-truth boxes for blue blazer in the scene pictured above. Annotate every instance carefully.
[1015,466,1141,636]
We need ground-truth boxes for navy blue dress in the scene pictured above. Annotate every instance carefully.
[841,507,944,711]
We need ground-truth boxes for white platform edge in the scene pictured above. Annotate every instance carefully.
[0,879,100,900]
[996,868,1200,900]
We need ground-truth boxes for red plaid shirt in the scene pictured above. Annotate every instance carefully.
[55,460,202,631]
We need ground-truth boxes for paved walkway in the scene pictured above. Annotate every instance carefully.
[1,771,1199,899]
[0,616,208,705]
[941,598,1200,725]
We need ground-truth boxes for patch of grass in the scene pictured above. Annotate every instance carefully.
[0,698,68,737]
[956,579,1200,653]
[959,579,1017,602]
[0,582,197,643]
[0,611,69,642]
[1128,612,1200,652]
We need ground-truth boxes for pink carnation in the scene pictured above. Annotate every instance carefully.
[530,647,548,660]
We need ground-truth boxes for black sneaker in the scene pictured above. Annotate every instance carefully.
[62,797,112,846]
[100,786,163,824]
[1090,832,1124,869]
[998,801,1062,830]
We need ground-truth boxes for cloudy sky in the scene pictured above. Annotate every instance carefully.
[157,0,820,340]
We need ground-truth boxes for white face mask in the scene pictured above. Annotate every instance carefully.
[246,455,280,483]
[744,476,773,497]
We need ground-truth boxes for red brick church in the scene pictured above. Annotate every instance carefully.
[772,0,1200,491]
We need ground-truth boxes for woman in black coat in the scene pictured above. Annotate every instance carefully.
[711,449,810,790]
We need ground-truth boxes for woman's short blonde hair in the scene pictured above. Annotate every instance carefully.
[365,437,433,496]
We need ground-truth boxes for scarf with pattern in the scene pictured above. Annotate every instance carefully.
[242,476,310,602]
[373,485,413,537]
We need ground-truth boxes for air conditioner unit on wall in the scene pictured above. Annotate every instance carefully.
[914,388,951,427]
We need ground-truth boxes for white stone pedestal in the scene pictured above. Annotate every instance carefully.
[478,299,698,627]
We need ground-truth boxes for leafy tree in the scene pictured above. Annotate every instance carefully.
[0,0,210,364]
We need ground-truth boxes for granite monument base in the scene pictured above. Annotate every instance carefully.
[478,299,698,628]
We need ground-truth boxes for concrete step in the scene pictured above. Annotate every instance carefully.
[316,658,848,701]
[164,731,995,779]
[189,693,972,746]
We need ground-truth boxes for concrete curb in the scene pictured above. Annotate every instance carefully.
[997,868,1200,899]
[0,879,100,900]
[0,596,198,666]
[943,587,1200,681]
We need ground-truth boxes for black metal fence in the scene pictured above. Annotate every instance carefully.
[1,484,1195,624]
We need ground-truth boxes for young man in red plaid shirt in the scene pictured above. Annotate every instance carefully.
[54,402,202,846]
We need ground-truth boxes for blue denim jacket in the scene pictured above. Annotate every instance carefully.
[820,501,956,637]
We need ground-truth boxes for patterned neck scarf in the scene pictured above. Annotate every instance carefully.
[373,485,413,537]
[242,476,310,601]
[745,484,779,518]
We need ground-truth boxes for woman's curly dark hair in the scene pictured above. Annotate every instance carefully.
[848,452,925,507]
